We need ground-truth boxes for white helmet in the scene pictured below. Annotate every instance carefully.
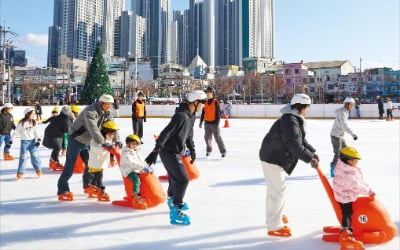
[343,97,355,104]
[3,103,13,109]
[186,90,207,103]
[99,94,114,103]
[290,94,311,105]
[24,107,35,115]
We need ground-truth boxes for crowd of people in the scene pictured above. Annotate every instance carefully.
[0,91,393,249]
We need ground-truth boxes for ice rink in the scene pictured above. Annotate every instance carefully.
[0,117,399,250]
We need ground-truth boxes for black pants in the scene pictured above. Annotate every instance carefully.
[51,149,61,162]
[92,171,104,188]
[159,149,189,205]
[132,118,144,138]
[340,202,353,230]
[386,109,393,119]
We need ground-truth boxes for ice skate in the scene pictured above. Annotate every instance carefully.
[3,153,14,161]
[132,194,147,209]
[97,187,110,202]
[58,192,74,201]
[206,152,211,160]
[221,153,226,159]
[267,226,292,237]
[36,170,42,177]
[49,160,64,171]
[330,165,335,177]
[339,229,364,249]
[85,185,99,198]
[167,197,189,210]
[170,206,190,225]
[16,173,23,179]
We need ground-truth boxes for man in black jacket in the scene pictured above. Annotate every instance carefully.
[0,103,16,160]
[259,94,319,237]
[152,90,206,225]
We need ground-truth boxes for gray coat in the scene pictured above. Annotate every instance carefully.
[330,106,355,139]
[69,102,113,145]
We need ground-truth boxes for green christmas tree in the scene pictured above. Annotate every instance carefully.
[80,41,113,104]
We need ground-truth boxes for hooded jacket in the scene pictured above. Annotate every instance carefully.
[332,159,370,203]
[155,102,195,154]
[0,110,16,135]
[42,106,74,149]
[259,104,315,175]
[69,102,113,145]
[330,106,356,139]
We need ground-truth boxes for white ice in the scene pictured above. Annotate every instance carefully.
[0,118,399,250]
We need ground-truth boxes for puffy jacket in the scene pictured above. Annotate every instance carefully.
[259,104,315,175]
[332,159,370,203]
[330,106,356,139]
[155,103,195,154]
[42,111,73,149]
[119,146,147,177]
[69,102,114,145]
[0,111,16,135]
[384,101,393,110]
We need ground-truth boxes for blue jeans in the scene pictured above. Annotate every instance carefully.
[17,140,41,174]
[0,134,11,154]
[57,136,93,195]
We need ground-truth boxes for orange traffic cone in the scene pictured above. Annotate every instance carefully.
[223,118,230,128]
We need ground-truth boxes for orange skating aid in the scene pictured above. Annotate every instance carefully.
[73,155,85,173]
[181,155,200,180]
[315,166,398,244]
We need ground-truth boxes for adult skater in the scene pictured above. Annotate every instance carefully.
[131,91,147,143]
[259,93,319,237]
[151,90,206,225]
[199,87,227,159]
[376,95,384,119]
[57,94,116,201]
[330,97,358,177]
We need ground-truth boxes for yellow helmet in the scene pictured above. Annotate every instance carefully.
[340,146,362,160]
[126,134,141,144]
[71,105,80,113]
[52,107,60,113]
[102,120,119,131]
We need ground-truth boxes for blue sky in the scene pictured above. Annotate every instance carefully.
[1,0,399,70]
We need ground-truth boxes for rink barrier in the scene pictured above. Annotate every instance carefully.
[9,104,399,120]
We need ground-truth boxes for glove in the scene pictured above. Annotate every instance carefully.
[102,143,114,150]
[142,166,154,173]
[115,141,123,148]
[34,139,41,147]
[368,190,376,200]
[189,149,196,164]
[310,158,319,168]
[313,153,319,161]
[144,118,147,122]
[199,123,203,128]
[5,141,12,149]
[145,149,159,166]
[353,135,358,140]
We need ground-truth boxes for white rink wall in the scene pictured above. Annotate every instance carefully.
[7,103,400,120]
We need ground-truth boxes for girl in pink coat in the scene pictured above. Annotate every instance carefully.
[332,146,373,249]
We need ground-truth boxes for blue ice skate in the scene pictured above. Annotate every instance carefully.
[170,206,191,225]
[167,197,189,210]
[330,165,335,177]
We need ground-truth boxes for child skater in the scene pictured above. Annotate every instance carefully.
[119,134,153,209]
[87,120,119,201]
[333,146,373,249]
[0,103,16,161]
[13,107,42,179]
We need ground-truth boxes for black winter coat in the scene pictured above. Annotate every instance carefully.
[155,103,195,154]
[42,113,72,149]
[259,113,315,175]
[0,112,16,135]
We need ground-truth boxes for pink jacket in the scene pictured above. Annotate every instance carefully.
[332,159,370,203]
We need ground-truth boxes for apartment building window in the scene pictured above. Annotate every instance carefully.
[294,69,299,74]
[285,69,291,75]
[286,79,291,84]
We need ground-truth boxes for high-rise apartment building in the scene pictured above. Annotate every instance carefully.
[48,0,123,66]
